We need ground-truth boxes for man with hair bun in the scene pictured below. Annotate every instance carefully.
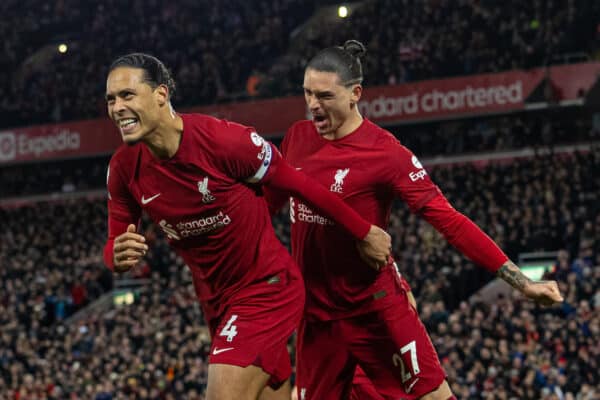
[266,40,563,400]
[102,52,392,400]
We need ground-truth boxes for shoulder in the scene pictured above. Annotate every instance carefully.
[107,144,142,192]
[109,143,142,175]
[287,119,313,134]
[363,120,418,166]
[182,113,253,143]
[284,120,313,140]
[283,120,315,149]
[365,119,399,147]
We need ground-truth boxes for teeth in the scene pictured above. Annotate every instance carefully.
[119,118,137,127]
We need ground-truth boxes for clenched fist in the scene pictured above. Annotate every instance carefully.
[112,224,148,273]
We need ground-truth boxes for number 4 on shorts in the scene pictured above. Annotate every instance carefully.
[219,315,239,342]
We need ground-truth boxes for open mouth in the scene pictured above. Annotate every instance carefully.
[118,118,139,135]
[313,115,328,130]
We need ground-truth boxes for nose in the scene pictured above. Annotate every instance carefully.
[111,97,127,115]
[306,94,320,111]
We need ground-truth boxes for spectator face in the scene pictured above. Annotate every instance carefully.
[302,68,361,136]
[105,67,169,145]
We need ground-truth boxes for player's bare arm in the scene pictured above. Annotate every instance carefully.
[497,260,563,306]
[112,224,148,273]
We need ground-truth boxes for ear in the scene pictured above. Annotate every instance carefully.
[350,84,362,106]
[154,84,169,107]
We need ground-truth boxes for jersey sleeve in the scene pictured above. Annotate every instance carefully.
[389,143,440,213]
[421,193,508,273]
[215,121,282,183]
[263,128,294,214]
[104,159,142,269]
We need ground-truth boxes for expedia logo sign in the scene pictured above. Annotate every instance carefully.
[0,130,81,163]
[0,132,16,161]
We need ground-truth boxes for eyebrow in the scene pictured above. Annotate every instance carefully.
[105,88,136,101]
[303,87,335,97]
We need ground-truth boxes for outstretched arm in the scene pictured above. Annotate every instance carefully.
[421,194,563,305]
[496,260,563,305]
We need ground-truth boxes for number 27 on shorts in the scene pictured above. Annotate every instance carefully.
[392,340,420,383]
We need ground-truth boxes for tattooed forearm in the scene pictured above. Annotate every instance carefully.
[496,261,532,290]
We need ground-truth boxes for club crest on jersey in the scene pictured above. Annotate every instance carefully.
[330,168,350,193]
[198,177,215,203]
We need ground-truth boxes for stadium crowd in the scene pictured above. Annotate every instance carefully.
[2,0,599,128]
[2,0,600,397]
[262,0,600,97]
[0,0,327,129]
[1,145,598,398]
[2,108,597,199]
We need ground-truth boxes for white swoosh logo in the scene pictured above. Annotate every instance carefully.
[406,377,420,393]
[141,193,161,205]
[212,347,235,355]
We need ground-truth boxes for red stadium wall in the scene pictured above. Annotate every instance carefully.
[1,62,598,165]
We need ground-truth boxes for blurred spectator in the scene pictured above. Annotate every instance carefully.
[2,145,598,398]
[264,0,600,98]
[0,0,326,128]
[1,108,594,199]
[1,0,599,128]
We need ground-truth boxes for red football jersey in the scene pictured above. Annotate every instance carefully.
[281,119,441,320]
[107,113,293,319]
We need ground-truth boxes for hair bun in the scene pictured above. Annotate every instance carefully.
[343,40,366,58]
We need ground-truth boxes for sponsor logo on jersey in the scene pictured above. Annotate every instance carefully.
[330,168,350,193]
[198,177,215,204]
[212,347,235,355]
[159,220,181,240]
[248,140,272,183]
[141,193,161,204]
[409,155,427,181]
[409,170,427,181]
[158,211,232,240]
[250,131,264,147]
[290,197,334,226]
[411,155,423,169]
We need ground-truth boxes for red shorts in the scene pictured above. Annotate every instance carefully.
[350,365,385,400]
[296,279,445,400]
[207,266,304,389]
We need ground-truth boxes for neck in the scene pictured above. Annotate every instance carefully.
[144,110,183,159]
[323,109,363,141]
